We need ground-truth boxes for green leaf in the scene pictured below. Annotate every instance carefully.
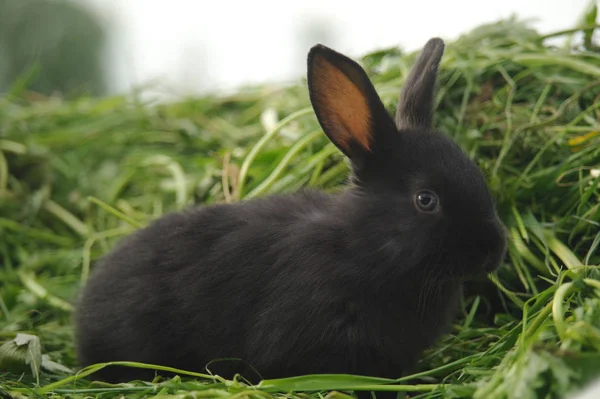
[258,374,395,392]
[563,352,600,389]
[583,2,598,49]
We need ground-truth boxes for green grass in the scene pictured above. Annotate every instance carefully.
[1,11,600,399]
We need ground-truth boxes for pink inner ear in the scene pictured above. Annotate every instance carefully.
[312,54,373,153]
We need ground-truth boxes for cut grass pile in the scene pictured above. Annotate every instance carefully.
[1,11,600,399]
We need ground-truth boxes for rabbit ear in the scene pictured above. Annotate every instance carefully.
[395,38,445,130]
[307,44,390,162]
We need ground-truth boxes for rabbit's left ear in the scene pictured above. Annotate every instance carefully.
[395,38,445,130]
[307,44,392,162]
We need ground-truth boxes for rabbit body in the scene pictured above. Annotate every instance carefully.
[75,38,507,386]
[76,188,462,383]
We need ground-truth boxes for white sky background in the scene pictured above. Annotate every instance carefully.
[78,0,594,98]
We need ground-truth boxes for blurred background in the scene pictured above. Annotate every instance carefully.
[0,0,595,101]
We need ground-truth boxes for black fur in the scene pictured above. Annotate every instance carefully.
[395,37,445,130]
[74,38,507,395]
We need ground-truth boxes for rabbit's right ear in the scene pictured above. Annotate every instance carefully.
[395,38,445,130]
[307,44,390,163]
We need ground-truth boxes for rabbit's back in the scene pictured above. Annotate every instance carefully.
[74,189,350,380]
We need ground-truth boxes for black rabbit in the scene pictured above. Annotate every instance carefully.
[74,38,507,397]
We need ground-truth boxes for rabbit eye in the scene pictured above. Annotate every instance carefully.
[414,190,439,213]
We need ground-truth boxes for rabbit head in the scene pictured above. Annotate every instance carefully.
[307,38,507,279]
